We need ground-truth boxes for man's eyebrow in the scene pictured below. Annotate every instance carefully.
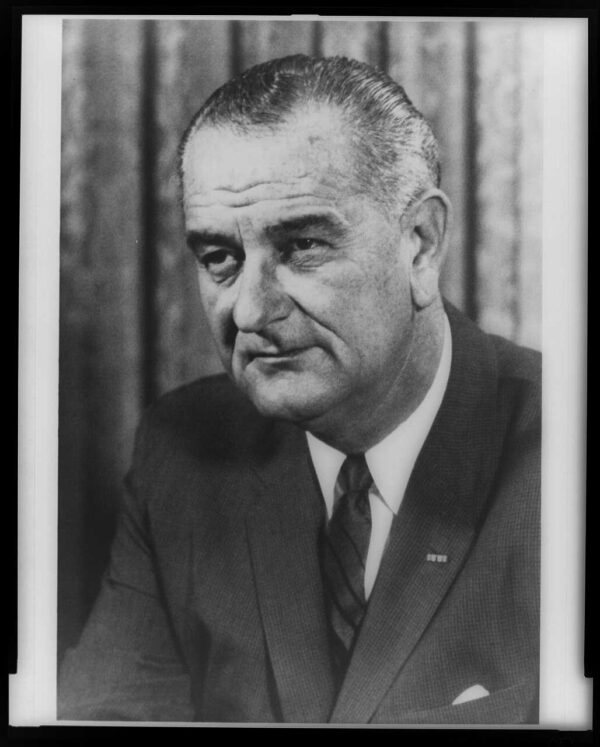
[185,230,239,252]
[265,213,349,238]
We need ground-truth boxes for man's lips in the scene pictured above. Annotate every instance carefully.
[247,347,307,360]
[237,343,312,364]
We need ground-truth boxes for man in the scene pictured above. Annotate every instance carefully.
[58,55,541,724]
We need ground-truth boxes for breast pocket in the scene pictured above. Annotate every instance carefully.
[374,679,538,725]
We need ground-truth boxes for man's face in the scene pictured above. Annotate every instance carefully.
[182,107,418,432]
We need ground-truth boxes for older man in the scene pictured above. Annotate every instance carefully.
[58,55,541,724]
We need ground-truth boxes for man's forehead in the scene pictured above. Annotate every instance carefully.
[182,105,359,195]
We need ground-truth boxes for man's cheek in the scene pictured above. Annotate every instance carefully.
[203,299,234,349]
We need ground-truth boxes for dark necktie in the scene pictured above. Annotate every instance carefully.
[320,454,373,679]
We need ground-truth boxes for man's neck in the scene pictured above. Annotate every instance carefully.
[303,302,447,454]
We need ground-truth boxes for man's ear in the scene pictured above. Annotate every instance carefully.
[403,188,452,310]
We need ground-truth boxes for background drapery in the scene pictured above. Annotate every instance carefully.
[58,17,543,659]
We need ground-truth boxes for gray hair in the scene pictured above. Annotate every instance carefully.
[179,54,440,215]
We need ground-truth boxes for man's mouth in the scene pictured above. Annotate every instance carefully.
[249,347,306,360]
[239,345,311,366]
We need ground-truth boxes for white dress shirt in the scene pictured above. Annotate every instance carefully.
[306,315,452,599]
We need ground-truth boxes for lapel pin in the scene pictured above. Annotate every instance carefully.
[426,553,448,563]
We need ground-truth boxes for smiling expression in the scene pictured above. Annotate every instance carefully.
[181,106,421,439]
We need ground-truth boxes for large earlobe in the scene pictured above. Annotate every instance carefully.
[406,189,453,309]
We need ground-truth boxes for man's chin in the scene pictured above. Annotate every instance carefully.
[237,375,338,424]
[246,390,322,423]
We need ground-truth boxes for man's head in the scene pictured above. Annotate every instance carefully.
[180,54,440,218]
[179,55,451,451]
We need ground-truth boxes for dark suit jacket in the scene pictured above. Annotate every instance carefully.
[58,305,541,724]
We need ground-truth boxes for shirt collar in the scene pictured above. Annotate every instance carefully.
[306,315,452,517]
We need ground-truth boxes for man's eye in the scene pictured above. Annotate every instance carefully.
[199,249,241,282]
[281,237,332,269]
[288,238,323,252]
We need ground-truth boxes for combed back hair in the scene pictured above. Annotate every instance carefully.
[178,54,441,215]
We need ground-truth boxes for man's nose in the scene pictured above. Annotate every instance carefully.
[232,254,292,333]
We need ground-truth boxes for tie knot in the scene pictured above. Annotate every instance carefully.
[336,454,372,496]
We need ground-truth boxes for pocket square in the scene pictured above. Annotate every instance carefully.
[451,684,490,706]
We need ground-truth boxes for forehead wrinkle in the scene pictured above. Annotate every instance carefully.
[184,193,332,210]
[183,187,346,213]
[184,174,363,212]
[184,172,351,205]
[202,175,311,194]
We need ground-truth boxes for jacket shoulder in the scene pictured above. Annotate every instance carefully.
[145,373,251,427]
[446,302,541,425]
[133,373,269,465]
[491,333,541,387]
[446,302,541,441]
[489,334,541,432]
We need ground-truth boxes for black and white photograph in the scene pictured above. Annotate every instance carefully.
[13,14,590,729]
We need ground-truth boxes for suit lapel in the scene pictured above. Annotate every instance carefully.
[331,306,502,723]
[245,421,336,723]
